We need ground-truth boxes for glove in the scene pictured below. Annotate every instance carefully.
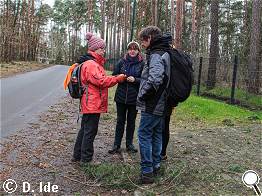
[116,74,127,83]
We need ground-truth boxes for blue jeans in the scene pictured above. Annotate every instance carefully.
[138,112,163,174]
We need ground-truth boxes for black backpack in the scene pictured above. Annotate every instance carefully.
[68,63,85,99]
[166,48,193,106]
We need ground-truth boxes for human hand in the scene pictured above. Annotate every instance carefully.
[117,74,127,83]
[126,76,135,83]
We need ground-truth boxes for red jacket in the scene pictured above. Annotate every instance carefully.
[80,51,119,113]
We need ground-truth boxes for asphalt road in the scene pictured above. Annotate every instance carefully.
[1,65,69,138]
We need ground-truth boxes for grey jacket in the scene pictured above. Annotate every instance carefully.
[136,52,170,116]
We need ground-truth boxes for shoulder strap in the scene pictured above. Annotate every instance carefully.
[78,63,84,90]
[161,52,171,89]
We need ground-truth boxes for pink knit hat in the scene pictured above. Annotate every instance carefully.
[86,32,106,51]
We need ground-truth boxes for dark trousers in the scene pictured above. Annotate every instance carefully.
[114,102,137,147]
[161,113,171,156]
[73,113,100,162]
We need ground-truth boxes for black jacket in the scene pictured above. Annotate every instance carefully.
[113,54,144,105]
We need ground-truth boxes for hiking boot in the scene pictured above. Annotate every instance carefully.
[71,157,80,163]
[126,145,138,153]
[140,172,154,184]
[153,167,161,176]
[161,154,168,161]
[80,159,92,167]
[108,145,121,154]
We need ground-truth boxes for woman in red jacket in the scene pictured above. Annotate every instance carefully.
[72,32,126,164]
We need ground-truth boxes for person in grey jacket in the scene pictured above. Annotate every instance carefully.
[136,26,171,184]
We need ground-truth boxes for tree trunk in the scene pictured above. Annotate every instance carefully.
[116,5,122,59]
[240,0,250,71]
[112,0,117,61]
[243,0,248,33]
[30,0,35,61]
[4,0,11,62]
[87,0,93,32]
[105,15,109,57]
[191,0,196,54]
[175,0,184,49]
[207,0,219,89]
[248,0,261,93]
[109,22,113,59]
[157,0,163,27]
[171,0,175,41]
[100,0,105,39]
[19,1,26,60]
[68,25,71,63]
[165,0,169,32]
[195,4,204,55]
[182,1,186,49]
[226,0,231,60]
[151,0,157,25]
[122,0,128,53]
[154,0,158,26]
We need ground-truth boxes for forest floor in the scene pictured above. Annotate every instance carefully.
[0,61,53,78]
[1,88,261,195]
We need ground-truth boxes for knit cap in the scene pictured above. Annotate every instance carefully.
[127,41,141,51]
[86,32,106,51]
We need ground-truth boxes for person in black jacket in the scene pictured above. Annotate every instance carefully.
[161,100,176,161]
[108,41,144,154]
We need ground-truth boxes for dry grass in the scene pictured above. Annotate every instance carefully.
[0,61,53,78]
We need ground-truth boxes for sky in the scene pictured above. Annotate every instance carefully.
[43,0,55,7]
